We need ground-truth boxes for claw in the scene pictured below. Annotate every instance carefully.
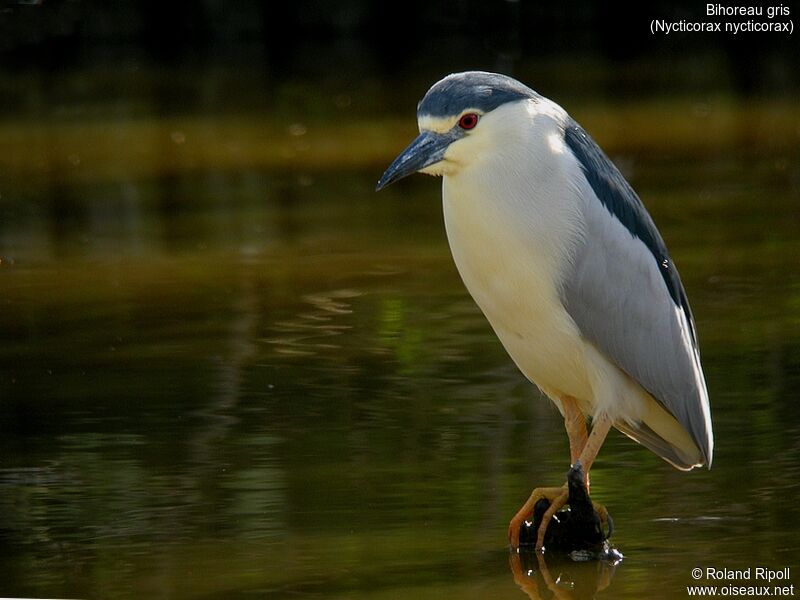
[593,504,614,540]
[510,463,614,552]
[507,486,567,550]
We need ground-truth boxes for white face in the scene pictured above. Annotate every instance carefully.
[415,109,485,177]
[415,99,541,178]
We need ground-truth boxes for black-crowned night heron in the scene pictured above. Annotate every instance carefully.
[376,71,713,551]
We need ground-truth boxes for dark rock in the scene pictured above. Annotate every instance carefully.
[518,462,620,560]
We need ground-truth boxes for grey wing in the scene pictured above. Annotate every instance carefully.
[562,121,713,468]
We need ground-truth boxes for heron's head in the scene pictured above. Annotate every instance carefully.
[376,71,539,190]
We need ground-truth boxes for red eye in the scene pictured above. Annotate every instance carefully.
[458,113,479,130]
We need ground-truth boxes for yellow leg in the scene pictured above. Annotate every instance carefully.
[508,406,614,551]
[576,413,612,474]
[508,396,587,548]
[508,486,567,549]
[562,396,588,467]
[533,414,613,550]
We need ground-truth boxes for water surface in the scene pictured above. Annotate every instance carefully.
[1,74,799,599]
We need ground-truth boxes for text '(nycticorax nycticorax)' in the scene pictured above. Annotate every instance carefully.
[376,71,713,551]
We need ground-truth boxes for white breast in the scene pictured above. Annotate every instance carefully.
[440,102,594,407]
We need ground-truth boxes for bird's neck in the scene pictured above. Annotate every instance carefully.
[442,139,584,285]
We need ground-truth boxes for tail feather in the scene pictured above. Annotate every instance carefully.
[616,395,706,471]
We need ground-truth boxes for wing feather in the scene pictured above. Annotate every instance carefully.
[562,121,713,467]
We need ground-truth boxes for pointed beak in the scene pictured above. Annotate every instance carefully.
[375,130,455,191]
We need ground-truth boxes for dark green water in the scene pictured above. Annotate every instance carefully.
[1,76,799,599]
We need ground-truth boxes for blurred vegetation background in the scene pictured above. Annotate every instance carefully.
[2,0,798,115]
[0,2,798,599]
[1,0,798,197]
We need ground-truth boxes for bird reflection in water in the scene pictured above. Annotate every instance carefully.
[509,462,622,598]
[510,551,620,600]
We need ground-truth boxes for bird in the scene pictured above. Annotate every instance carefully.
[376,71,713,551]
